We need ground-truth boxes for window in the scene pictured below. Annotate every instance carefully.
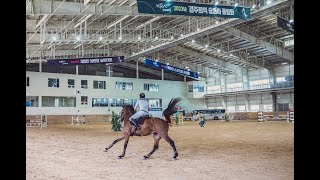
[81,96,88,105]
[115,99,123,107]
[26,96,38,107]
[226,83,243,92]
[238,105,246,112]
[123,99,137,106]
[278,103,289,111]
[93,80,106,89]
[193,85,204,92]
[249,79,270,90]
[263,104,273,112]
[42,96,76,107]
[227,106,236,112]
[116,82,133,90]
[148,99,162,108]
[207,85,221,93]
[144,83,159,91]
[276,77,286,83]
[26,77,29,87]
[92,98,108,107]
[109,98,115,107]
[250,105,260,112]
[188,85,193,92]
[81,80,88,89]
[48,78,59,88]
[68,79,75,88]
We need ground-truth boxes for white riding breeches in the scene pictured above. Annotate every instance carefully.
[130,111,149,120]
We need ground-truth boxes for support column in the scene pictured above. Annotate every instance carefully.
[161,69,164,80]
[245,94,250,112]
[242,68,249,90]
[39,60,42,72]
[271,92,277,112]
[220,72,226,93]
[269,69,276,88]
[222,96,227,111]
[76,65,79,75]
[38,96,42,107]
[184,76,186,82]
[136,60,139,79]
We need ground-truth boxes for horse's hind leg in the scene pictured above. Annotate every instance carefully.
[104,136,125,152]
[143,133,161,159]
[118,135,130,159]
[163,135,178,160]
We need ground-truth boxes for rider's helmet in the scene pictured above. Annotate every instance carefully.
[139,93,145,99]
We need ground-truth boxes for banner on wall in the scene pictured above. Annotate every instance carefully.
[137,0,250,19]
[144,58,198,79]
[47,56,125,66]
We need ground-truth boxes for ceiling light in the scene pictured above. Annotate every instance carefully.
[289,19,293,23]
[266,0,272,5]
[234,3,238,7]
[282,62,288,65]
[118,36,122,40]
[151,45,154,47]
[138,36,141,40]
[155,36,158,40]
[252,4,256,8]
[185,66,189,68]
[205,44,209,48]
[197,28,200,31]
[215,2,219,5]
[76,36,81,41]
[99,36,103,40]
[215,20,219,24]
[166,63,169,65]
[217,49,221,52]
[171,36,174,39]
[52,36,57,41]
[192,40,195,43]
[181,34,184,37]
[155,60,158,62]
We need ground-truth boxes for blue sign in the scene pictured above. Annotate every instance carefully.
[277,16,294,34]
[26,101,30,107]
[144,58,198,79]
[137,0,250,19]
[150,108,163,111]
[47,56,124,66]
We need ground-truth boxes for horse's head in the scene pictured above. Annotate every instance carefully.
[120,105,134,123]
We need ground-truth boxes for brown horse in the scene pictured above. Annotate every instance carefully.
[104,98,181,160]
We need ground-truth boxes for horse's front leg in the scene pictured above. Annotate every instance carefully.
[104,136,125,152]
[117,135,130,159]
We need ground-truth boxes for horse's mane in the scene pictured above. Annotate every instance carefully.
[123,104,134,113]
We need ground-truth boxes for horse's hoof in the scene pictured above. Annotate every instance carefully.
[116,156,122,159]
[142,156,148,160]
[171,157,177,161]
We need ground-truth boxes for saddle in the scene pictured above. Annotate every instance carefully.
[136,115,151,125]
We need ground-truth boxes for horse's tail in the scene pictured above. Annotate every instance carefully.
[163,97,182,124]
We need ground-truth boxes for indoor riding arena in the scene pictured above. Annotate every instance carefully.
[26,0,294,179]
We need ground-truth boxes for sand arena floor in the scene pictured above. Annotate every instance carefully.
[26,121,294,180]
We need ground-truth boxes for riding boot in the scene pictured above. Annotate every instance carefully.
[130,118,140,129]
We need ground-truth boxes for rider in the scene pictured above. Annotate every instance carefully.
[129,93,149,129]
